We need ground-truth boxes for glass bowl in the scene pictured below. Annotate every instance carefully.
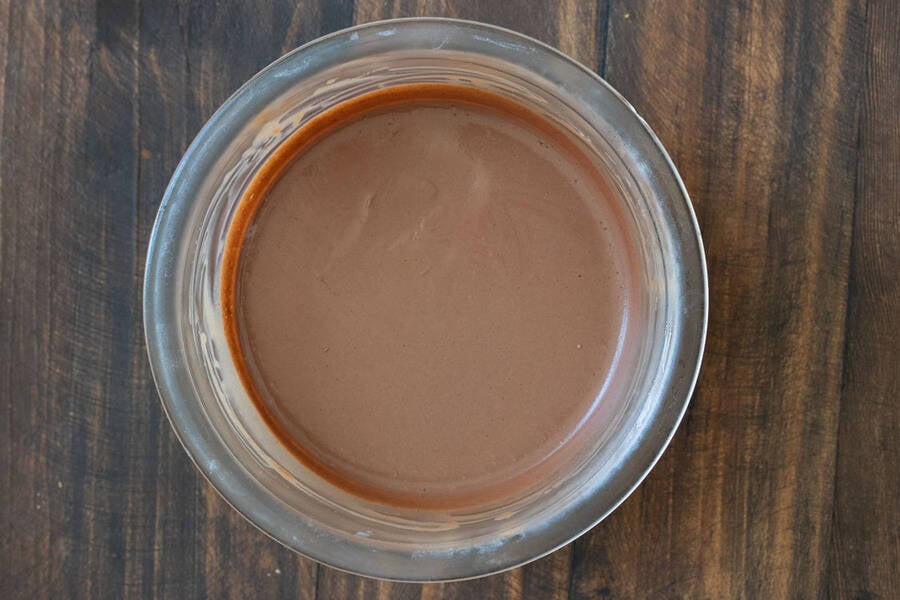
[143,18,707,581]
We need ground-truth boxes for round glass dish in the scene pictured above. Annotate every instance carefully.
[143,18,707,581]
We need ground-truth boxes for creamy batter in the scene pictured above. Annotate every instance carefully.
[222,84,638,508]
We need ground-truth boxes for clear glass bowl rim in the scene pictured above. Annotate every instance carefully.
[143,17,708,582]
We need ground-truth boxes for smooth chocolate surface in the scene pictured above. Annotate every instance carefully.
[222,85,637,507]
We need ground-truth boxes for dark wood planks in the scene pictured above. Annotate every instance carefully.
[0,1,343,598]
[0,2,144,597]
[570,0,866,597]
[828,0,900,597]
[1,0,898,598]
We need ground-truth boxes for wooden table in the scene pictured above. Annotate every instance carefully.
[2,1,897,598]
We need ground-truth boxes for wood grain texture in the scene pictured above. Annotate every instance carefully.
[570,1,869,598]
[828,0,900,597]
[0,1,897,599]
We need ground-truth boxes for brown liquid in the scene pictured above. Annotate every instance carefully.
[222,84,639,508]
